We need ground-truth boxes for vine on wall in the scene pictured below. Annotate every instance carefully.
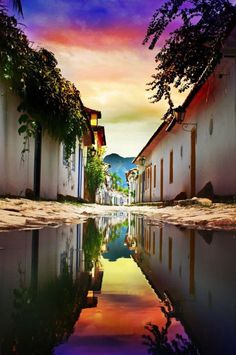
[0,6,88,159]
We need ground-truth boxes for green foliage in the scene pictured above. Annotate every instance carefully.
[110,172,122,190]
[144,0,236,119]
[85,148,106,198]
[1,266,89,355]
[110,172,128,195]
[0,7,88,159]
[83,218,104,271]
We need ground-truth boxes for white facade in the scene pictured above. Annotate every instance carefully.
[0,79,88,200]
[58,142,87,200]
[0,82,35,197]
[134,55,236,202]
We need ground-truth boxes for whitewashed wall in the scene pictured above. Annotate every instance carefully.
[193,57,236,195]
[0,82,35,196]
[58,142,86,200]
[58,142,79,198]
[0,79,88,200]
[137,56,236,202]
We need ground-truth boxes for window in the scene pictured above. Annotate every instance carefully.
[169,150,173,184]
[180,145,183,159]
[153,164,156,188]
[91,113,98,126]
[145,169,147,190]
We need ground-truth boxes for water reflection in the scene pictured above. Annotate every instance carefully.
[130,214,236,355]
[1,213,235,354]
[56,215,186,355]
[143,296,199,354]
[0,224,91,354]
[0,213,142,355]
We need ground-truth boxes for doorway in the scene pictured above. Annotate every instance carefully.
[160,158,163,201]
[190,128,196,197]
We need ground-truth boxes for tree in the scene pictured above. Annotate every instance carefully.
[144,0,236,119]
[110,172,122,190]
[85,148,105,202]
[0,9,88,160]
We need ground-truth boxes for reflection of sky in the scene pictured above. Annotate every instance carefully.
[55,257,165,354]
[55,251,186,354]
[15,0,187,156]
[103,226,133,261]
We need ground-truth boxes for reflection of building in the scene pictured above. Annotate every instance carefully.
[132,216,236,355]
[0,224,86,336]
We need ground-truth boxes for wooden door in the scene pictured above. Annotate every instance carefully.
[34,124,42,200]
[160,159,163,201]
[149,165,152,201]
[190,128,196,197]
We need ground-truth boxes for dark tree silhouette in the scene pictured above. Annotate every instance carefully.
[144,0,236,119]
[143,297,200,354]
[0,0,23,15]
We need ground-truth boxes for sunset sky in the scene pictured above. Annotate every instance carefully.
[15,0,186,157]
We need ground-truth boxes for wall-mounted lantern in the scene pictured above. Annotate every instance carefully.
[139,156,146,166]
[174,106,186,123]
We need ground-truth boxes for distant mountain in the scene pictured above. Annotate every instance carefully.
[104,153,136,187]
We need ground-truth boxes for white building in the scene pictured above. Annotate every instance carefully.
[0,80,94,200]
[133,26,236,202]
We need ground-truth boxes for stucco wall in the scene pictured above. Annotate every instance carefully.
[0,80,86,200]
[192,57,236,195]
[0,82,35,196]
[138,56,236,201]
[0,81,6,193]
[57,142,86,199]
[143,125,191,202]
[58,142,79,198]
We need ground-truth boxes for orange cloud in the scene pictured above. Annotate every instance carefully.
[34,25,146,50]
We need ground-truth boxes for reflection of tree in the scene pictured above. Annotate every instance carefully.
[108,220,128,242]
[83,218,104,271]
[143,298,199,355]
[1,263,89,355]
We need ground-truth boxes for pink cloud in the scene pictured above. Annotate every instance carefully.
[32,25,147,50]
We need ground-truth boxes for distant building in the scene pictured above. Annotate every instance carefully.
[126,168,138,205]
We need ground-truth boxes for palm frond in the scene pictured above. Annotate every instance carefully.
[12,0,23,16]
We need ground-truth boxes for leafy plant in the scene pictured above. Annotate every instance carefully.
[144,0,236,119]
[110,172,122,190]
[1,264,89,355]
[0,7,88,159]
[83,218,104,271]
[85,148,106,202]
